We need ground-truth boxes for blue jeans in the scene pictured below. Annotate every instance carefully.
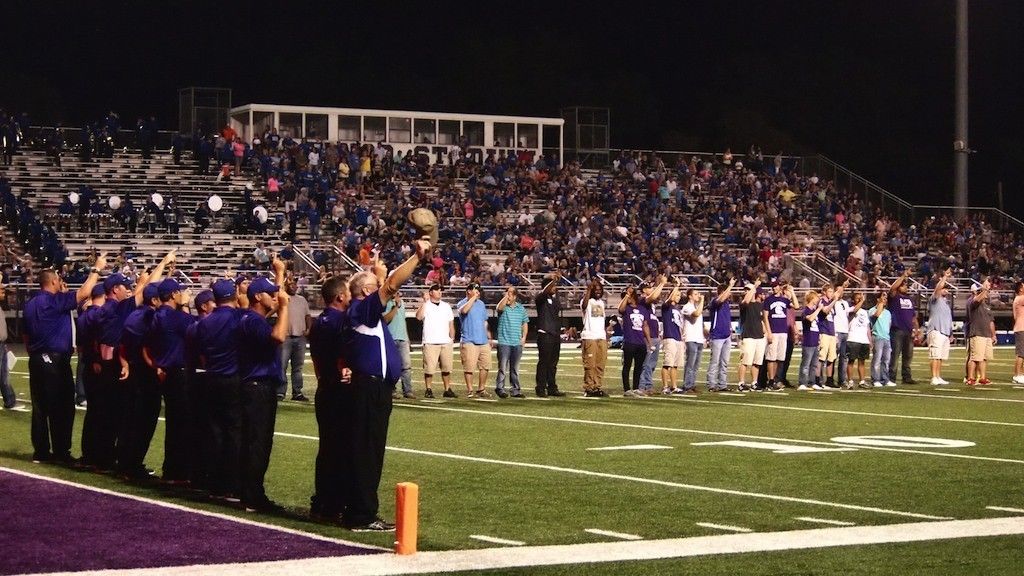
[799,345,820,386]
[836,332,849,383]
[684,342,704,390]
[0,342,15,408]
[496,344,523,394]
[278,336,306,396]
[872,339,892,383]
[394,339,413,394]
[639,338,661,391]
[706,338,731,390]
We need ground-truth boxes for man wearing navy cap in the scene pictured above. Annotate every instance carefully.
[90,250,175,471]
[115,282,161,479]
[146,278,197,483]
[184,288,215,489]
[192,278,245,501]
[24,252,107,464]
[77,284,106,466]
[342,239,430,531]
[237,257,289,512]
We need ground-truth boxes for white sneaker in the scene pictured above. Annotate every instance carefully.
[873,381,883,388]
[932,377,949,385]
[812,384,824,390]
[1012,375,1024,385]
[885,381,898,387]
[859,380,870,389]
[797,384,811,391]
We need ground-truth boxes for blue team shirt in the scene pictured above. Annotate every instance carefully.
[25,290,78,354]
[76,305,103,363]
[818,298,835,336]
[660,302,683,341]
[309,307,350,384]
[639,299,660,338]
[457,298,489,345]
[709,297,732,340]
[237,309,283,384]
[148,305,196,369]
[122,307,155,366]
[98,297,138,348]
[801,306,821,347]
[347,294,401,385]
[887,294,916,332]
[195,305,241,376]
[623,304,647,346]
[764,295,791,334]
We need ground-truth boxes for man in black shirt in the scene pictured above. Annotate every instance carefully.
[534,272,564,397]
[737,281,768,391]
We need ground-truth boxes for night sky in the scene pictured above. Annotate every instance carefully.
[3,1,1021,215]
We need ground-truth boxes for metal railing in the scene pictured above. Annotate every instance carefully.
[801,154,915,226]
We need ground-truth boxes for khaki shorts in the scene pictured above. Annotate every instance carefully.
[460,342,492,373]
[662,339,685,367]
[818,334,838,363]
[969,336,994,363]
[423,343,453,375]
[765,333,788,362]
[740,337,767,366]
[927,330,950,360]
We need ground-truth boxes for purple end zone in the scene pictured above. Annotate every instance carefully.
[0,471,381,575]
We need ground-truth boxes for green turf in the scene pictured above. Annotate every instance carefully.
[1,345,1022,574]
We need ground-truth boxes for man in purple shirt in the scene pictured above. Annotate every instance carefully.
[236,256,289,512]
[763,281,798,389]
[707,278,736,392]
[24,253,108,464]
[887,269,919,384]
[116,283,161,479]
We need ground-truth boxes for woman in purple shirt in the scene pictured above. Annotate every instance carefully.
[617,287,650,396]
[798,291,824,390]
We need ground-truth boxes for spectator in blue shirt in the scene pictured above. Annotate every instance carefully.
[494,286,528,398]
[457,282,492,398]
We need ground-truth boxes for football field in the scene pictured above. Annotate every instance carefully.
[1,344,1023,575]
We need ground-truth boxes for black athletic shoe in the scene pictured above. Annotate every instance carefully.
[535,389,549,398]
[442,389,457,398]
[511,393,526,398]
[902,379,918,385]
[424,388,435,398]
[245,498,286,514]
[275,393,285,401]
[291,393,309,402]
[583,389,608,397]
[495,389,509,399]
[348,518,396,532]
[547,389,566,397]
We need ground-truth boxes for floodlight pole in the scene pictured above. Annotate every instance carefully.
[953,0,968,222]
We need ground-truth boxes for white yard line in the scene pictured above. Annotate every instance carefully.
[795,517,857,527]
[696,522,753,533]
[40,517,1024,576]
[584,528,643,541]
[985,506,1024,514]
[0,467,387,551]
[468,535,525,546]
[392,404,1024,465]
[874,391,1024,403]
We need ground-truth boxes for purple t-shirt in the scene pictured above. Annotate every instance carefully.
[887,293,916,332]
[640,298,660,338]
[764,295,791,334]
[709,297,732,340]
[623,304,647,346]
[661,302,682,341]
[801,306,821,348]
[818,297,835,336]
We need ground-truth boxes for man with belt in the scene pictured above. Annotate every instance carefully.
[308,275,351,524]
[279,275,311,402]
[192,279,245,501]
[237,257,289,512]
[116,283,161,480]
[147,278,198,483]
[24,252,107,464]
[534,272,565,398]
[342,239,430,531]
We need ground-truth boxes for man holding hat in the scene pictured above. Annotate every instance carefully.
[147,278,198,483]
[192,277,246,501]
[457,282,492,398]
[236,256,289,512]
[24,252,108,464]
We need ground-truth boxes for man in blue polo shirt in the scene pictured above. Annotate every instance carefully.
[342,239,430,532]
[457,282,492,398]
[25,254,107,464]
[237,257,289,512]
[192,278,245,501]
[116,283,161,479]
[147,278,198,483]
[495,286,529,398]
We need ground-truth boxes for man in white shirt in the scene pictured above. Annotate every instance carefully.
[580,281,609,397]
[680,289,706,392]
[832,288,851,387]
[846,293,872,388]
[416,283,456,398]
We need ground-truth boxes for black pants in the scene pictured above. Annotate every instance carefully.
[118,365,161,474]
[889,327,914,382]
[622,342,647,391]
[311,381,344,516]
[28,352,75,460]
[775,328,796,385]
[80,364,102,464]
[341,373,393,526]
[206,374,242,496]
[240,379,278,506]
[535,332,561,394]
[161,368,192,481]
[82,361,120,469]
[189,371,211,489]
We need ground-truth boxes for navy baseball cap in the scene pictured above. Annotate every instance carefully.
[157,278,183,299]
[194,289,214,308]
[247,277,279,301]
[90,284,105,298]
[143,283,160,302]
[212,279,236,301]
[103,273,133,293]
